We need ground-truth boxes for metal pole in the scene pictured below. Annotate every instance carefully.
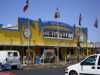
[77,39,80,62]
[54,8,60,64]
[27,19,31,64]
[77,25,80,62]
[56,47,59,64]
[86,40,88,56]
[56,22,59,64]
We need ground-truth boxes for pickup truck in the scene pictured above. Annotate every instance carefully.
[65,54,100,75]
[0,50,21,70]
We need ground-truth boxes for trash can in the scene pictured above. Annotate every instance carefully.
[35,56,41,64]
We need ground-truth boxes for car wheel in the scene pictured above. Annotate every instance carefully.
[69,71,78,75]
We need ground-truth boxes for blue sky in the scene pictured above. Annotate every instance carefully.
[0,0,100,42]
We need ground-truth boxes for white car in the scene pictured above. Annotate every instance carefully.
[65,54,100,75]
[0,50,21,70]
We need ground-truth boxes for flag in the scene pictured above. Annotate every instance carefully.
[79,13,82,26]
[94,18,98,28]
[54,8,60,19]
[38,18,42,34]
[23,0,29,12]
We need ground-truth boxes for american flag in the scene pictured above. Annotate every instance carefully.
[79,13,82,26]
[54,8,60,19]
[94,18,98,28]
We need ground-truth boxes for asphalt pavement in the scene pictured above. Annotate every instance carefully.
[22,64,65,70]
[0,64,66,75]
[9,68,65,75]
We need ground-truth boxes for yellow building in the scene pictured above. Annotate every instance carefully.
[0,17,91,64]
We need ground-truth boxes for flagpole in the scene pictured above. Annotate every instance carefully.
[94,18,99,53]
[77,13,82,62]
[77,25,80,62]
[91,18,98,53]
[54,8,60,64]
[22,0,32,64]
[28,19,31,64]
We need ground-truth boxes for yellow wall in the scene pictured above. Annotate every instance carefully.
[0,29,20,45]
[0,20,87,47]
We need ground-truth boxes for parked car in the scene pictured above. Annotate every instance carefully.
[0,50,21,70]
[65,54,100,75]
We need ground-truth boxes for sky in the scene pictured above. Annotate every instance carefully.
[0,0,100,42]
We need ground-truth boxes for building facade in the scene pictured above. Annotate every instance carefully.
[0,17,95,64]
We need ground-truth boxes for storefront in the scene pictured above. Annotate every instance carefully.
[0,17,95,65]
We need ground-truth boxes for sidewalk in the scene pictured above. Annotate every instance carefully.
[22,63,65,70]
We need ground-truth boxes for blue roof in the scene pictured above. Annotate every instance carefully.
[39,21,74,32]
[41,21,72,28]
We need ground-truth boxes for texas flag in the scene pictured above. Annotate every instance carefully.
[23,0,29,12]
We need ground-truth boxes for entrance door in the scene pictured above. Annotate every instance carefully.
[41,49,56,63]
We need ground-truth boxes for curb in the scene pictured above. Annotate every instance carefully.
[22,64,65,70]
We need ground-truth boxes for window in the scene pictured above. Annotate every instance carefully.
[98,56,100,65]
[68,33,73,39]
[53,32,57,37]
[13,52,18,57]
[8,52,18,57]
[81,55,97,65]
[49,32,52,37]
[8,52,13,57]
[59,32,63,38]
[43,31,49,37]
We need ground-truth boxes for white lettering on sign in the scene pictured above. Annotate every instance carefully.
[43,31,73,39]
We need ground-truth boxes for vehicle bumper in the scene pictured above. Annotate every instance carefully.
[65,72,68,75]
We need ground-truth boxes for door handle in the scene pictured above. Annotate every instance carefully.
[97,67,100,69]
[91,66,95,69]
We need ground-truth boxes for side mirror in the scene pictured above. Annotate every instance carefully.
[80,62,84,65]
